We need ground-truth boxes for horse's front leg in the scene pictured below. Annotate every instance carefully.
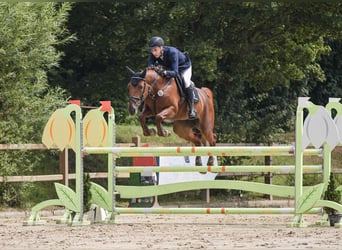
[138,109,156,136]
[155,106,176,137]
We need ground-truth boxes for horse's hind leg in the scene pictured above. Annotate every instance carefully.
[203,133,217,166]
[193,87,217,166]
[200,124,217,166]
[173,121,203,166]
[192,128,203,166]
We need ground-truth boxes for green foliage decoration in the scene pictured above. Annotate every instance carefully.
[323,173,342,215]
[83,173,92,212]
[90,181,110,211]
[54,182,79,212]
[0,2,73,206]
[296,183,324,214]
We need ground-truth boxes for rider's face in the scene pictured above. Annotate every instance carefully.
[151,46,163,58]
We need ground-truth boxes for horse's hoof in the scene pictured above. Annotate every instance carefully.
[144,128,156,136]
[158,130,171,137]
[149,128,156,136]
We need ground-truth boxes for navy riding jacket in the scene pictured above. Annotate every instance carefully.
[148,46,191,78]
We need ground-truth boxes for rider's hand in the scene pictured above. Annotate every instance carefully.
[155,68,166,77]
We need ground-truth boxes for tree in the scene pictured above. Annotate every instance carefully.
[0,3,72,206]
[49,2,150,122]
[309,39,342,105]
[212,2,341,142]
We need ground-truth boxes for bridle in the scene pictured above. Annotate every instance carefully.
[129,71,172,105]
[128,77,148,106]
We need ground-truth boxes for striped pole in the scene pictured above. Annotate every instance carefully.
[83,146,321,157]
[114,165,322,174]
[115,207,322,215]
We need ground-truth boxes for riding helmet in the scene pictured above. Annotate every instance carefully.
[149,36,164,48]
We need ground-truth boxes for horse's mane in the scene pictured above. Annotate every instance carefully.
[146,65,164,71]
[143,66,164,80]
[128,66,164,86]
[146,66,156,71]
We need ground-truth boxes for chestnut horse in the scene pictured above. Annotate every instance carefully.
[127,66,216,166]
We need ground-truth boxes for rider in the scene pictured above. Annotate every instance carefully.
[147,36,197,120]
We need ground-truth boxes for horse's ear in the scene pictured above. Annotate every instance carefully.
[141,69,146,78]
[126,66,135,76]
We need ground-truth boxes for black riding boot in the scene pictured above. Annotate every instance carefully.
[185,86,197,120]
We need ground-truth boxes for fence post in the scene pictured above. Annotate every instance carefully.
[59,149,69,186]
[132,135,141,147]
[264,155,272,200]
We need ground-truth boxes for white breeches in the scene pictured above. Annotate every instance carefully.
[181,66,192,88]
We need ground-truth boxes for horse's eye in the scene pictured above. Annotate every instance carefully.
[138,85,143,90]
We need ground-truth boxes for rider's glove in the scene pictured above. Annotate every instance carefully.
[155,68,166,77]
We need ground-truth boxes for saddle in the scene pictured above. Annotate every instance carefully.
[175,75,199,103]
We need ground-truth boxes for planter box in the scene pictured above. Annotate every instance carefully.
[329,214,342,227]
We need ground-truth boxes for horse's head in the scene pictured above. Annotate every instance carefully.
[127,67,148,115]
[127,66,166,115]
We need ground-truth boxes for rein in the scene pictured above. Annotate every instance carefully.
[147,77,173,115]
